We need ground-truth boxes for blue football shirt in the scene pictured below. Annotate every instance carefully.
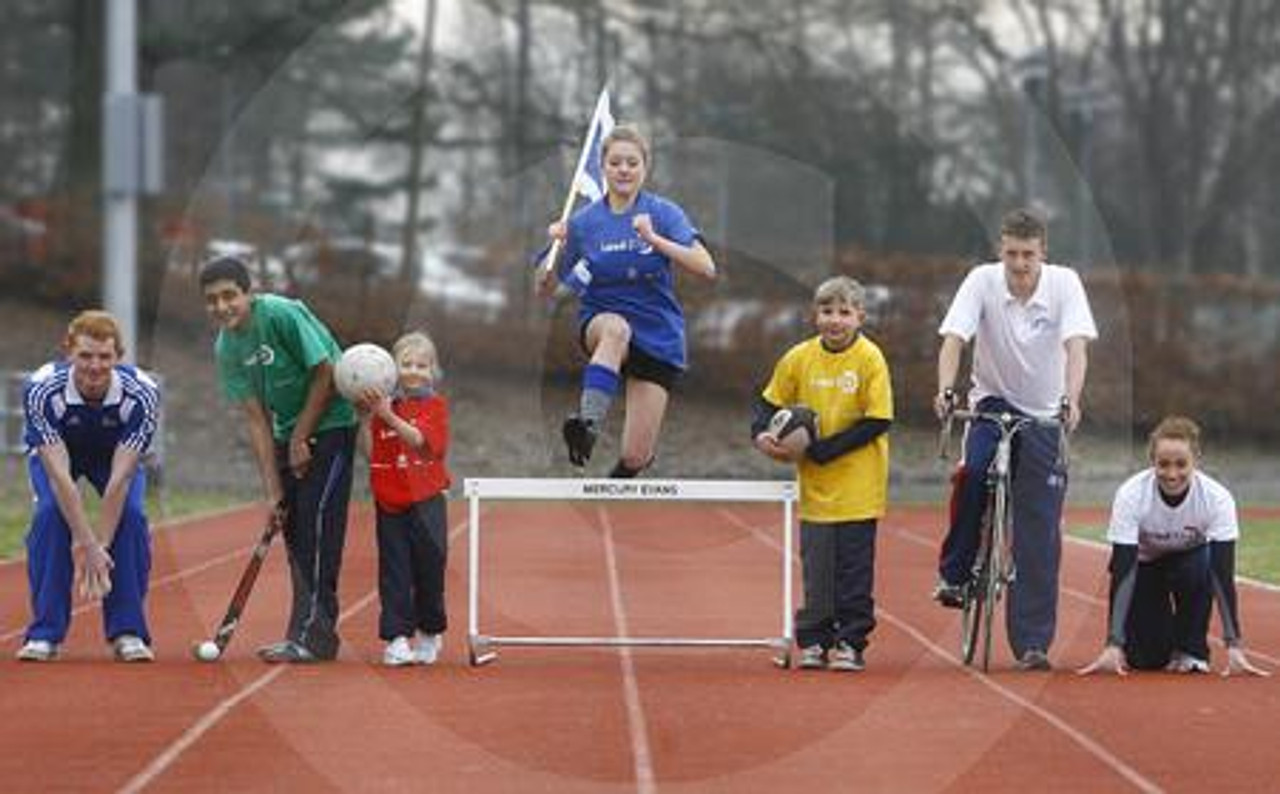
[559,191,700,369]
[23,361,160,477]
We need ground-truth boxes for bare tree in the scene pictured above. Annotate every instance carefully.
[1099,0,1280,274]
[398,0,439,292]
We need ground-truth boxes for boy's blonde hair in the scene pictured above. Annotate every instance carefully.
[1148,415,1201,460]
[392,331,442,380]
[813,276,866,308]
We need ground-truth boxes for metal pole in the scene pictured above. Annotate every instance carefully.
[222,73,234,234]
[1077,105,1094,265]
[104,0,138,361]
[1022,76,1040,207]
[468,489,481,651]
[1015,51,1049,210]
[783,496,793,647]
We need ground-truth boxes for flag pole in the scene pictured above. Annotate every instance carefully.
[538,87,612,279]
[537,184,582,279]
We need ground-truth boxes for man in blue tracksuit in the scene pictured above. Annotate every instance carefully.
[17,310,160,663]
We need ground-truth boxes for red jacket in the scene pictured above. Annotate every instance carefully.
[369,393,451,512]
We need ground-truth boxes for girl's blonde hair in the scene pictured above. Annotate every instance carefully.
[392,331,442,380]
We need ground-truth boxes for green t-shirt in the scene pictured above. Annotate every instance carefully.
[214,293,356,440]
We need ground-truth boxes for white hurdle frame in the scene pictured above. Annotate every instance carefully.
[466,477,797,667]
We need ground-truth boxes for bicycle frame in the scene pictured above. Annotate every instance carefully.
[941,407,1065,671]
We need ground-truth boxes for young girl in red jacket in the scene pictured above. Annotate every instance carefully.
[357,332,451,666]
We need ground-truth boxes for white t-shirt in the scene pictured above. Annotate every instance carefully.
[939,263,1097,417]
[1107,469,1239,562]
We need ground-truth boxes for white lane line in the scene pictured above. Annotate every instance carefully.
[1062,532,1280,593]
[116,590,378,794]
[596,506,657,794]
[116,666,289,794]
[117,520,468,793]
[901,525,1280,594]
[1,543,256,643]
[898,527,1280,666]
[0,505,256,569]
[881,613,1164,794]
[719,508,1165,794]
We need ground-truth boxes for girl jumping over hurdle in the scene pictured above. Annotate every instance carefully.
[539,124,717,477]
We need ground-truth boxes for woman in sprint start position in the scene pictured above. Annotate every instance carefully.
[1079,416,1269,677]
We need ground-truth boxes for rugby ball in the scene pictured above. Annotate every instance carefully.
[334,343,397,401]
[768,405,819,458]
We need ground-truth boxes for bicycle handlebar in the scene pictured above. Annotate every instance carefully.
[937,404,1068,462]
[947,409,1063,428]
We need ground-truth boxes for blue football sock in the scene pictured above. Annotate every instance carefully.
[580,363,620,424]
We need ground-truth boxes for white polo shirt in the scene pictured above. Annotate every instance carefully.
[1107,469,1238,562]
[939,262,1097,417]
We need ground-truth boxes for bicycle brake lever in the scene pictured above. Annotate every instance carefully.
[937,388,957,459]
[938,415,953,460]
[1057,396,1072,424]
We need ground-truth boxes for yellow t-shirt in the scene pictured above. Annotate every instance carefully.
[762,334,893,522]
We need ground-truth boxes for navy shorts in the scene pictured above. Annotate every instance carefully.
[578,323,683,392]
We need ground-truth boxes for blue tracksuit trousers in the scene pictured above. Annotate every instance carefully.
[24,455,152,644]
[938,397,1067,657]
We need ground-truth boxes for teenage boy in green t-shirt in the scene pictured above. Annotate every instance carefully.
[199,256,357,663]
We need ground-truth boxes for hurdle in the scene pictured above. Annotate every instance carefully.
[466,477,798,667]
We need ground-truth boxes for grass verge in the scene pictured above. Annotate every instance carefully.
[1068,519,1280,584]
[0,479,243,561]
[5,472,1276,588]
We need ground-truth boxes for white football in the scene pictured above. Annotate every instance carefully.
[334,343,397,401]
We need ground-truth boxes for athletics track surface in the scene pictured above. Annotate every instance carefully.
[0,499,1276,793]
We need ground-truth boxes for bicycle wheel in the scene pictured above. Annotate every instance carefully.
[979,480,1011,672]
[960,554,987,665]
[979,533,1002,672]
[961,503,994,666]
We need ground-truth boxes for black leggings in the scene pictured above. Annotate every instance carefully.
[375,494,449,640]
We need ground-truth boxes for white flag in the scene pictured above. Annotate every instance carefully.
[570,88,615,203]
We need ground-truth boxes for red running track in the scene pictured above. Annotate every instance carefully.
[0,500,1277,793]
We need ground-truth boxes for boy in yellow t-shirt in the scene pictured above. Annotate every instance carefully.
[753,276,894,672]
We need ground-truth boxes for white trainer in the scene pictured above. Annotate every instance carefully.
[797,645,826,670]
[415,633,442,665]
[113,634,155,663]
[16,639,58,662]
[383,636,416,667]
[827,641,866,672]
[1165,652,1210,674]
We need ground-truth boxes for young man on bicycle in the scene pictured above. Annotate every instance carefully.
[932,209,1097,671]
